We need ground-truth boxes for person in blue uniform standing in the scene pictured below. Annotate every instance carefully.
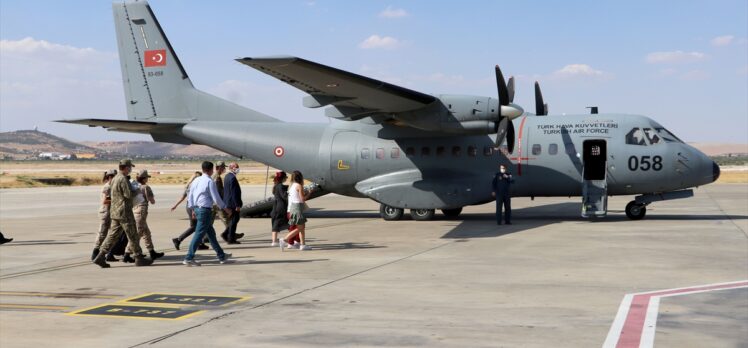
[492,164,513,225]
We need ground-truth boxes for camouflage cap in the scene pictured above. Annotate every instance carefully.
[137,169,151,178]
[215,161,227,167]
[105,169,118,176]
[119,158,135,167]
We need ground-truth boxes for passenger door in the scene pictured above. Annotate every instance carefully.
[581,139,608,218]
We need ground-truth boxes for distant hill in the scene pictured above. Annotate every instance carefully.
[0,130,100,159]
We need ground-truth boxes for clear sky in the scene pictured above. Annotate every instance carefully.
[1,0,746,143]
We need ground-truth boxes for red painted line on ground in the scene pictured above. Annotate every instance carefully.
[615,281,748,348]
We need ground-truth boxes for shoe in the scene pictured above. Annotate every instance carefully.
[0,238,12,245]
[506,222,512,225]
[91,248,99,261]
[92,252,110,268]
[278,239,287,251]
[287,242,300,250]
[105,254,119,262]
[271,241,277,247]
[219,253,233,264]
[134,255,153,266]
[182,259,201,267]
[197,244,210,250]
[149,250,165,260]
[172,238,181,250]
[122,253,135,263]
[228,240,241,245]
[299,244,311,251]
[234,233,244,240]
[220,231,229,242]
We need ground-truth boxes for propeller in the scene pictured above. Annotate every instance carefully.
[534,81,548,116]
[494,65,518,153]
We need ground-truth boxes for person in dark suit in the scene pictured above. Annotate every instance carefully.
[491,164,513,225]
[222,162,244,244]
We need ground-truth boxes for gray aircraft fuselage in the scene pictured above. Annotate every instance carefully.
[184,112,716,211]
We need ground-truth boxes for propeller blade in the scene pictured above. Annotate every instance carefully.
[507,76,515,103]
[534,81,547,116]
[495,65,509,106]
[506,121,515,154]
[494,117,509,147]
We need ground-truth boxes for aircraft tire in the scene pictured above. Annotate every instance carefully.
[625,201,646,220]
[411,209,435,221]
[441,208,463,219]
[380,204,404,221]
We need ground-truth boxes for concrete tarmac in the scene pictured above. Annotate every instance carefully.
[0,184,746,347]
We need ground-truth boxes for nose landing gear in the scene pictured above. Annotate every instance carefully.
[625,201,647,220]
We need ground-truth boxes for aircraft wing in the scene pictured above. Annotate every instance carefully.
[56,119,191,144]
[236,56,437,120]
[56,118,185,133]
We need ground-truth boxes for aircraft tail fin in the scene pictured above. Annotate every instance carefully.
[112,1,279,123]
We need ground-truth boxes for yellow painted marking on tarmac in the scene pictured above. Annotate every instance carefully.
[68,304,204,321]
[0,304,71,311]
[121,292,251,307]
[0,291,120,299]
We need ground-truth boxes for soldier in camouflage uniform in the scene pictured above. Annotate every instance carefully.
[92,159,153,268]
[127,169,164,260]
[91,169,118,261]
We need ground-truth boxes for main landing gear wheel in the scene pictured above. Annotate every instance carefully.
[380,204,404,221]
[441,208,463,219]
[625,201,647,220]
[411,209,436,221]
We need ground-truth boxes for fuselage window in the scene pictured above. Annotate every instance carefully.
[532,144,541,156]
[391,148,400,159]
[483,146,493,156]
[625,128,647,146]
[452,146,461,157]
[548,143,558,155]
[406,147,415,157]
[361,148,370,159]
[643,128,661,145]
[421,147,431,156]
[468,146,477,157]
[436,146,446,157]
[376,148,385,159]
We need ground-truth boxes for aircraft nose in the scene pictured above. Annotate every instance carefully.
[712,161,721,182]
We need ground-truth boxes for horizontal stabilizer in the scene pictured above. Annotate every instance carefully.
[56,118,185,133]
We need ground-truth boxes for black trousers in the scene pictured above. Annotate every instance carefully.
[224,211,241,241]
[495,194,511,224]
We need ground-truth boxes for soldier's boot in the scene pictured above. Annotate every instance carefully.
[122,253,135,263]
[106,253,119,262]
[134,255,153,266]
[149,249,164,260]
[91,248,99,261]
[92,252,110,268]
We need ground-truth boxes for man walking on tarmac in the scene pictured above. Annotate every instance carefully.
[92,159,154,268]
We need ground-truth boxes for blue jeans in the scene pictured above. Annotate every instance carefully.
[185,207,225,261]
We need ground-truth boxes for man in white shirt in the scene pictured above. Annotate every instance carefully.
[184,161,233,266]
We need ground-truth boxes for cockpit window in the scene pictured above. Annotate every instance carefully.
[655,128,683,143]
[625,128,647,146]
[643,128,661,145]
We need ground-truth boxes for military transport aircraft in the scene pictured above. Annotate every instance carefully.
[60,1,720,221]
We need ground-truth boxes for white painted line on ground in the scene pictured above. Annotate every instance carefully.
[603,280,748,348]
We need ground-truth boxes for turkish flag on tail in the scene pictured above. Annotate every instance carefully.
[144,49,167,67]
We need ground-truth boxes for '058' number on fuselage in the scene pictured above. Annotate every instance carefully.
[628,155,663,171]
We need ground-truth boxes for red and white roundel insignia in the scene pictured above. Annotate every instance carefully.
[274,146,285,157]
